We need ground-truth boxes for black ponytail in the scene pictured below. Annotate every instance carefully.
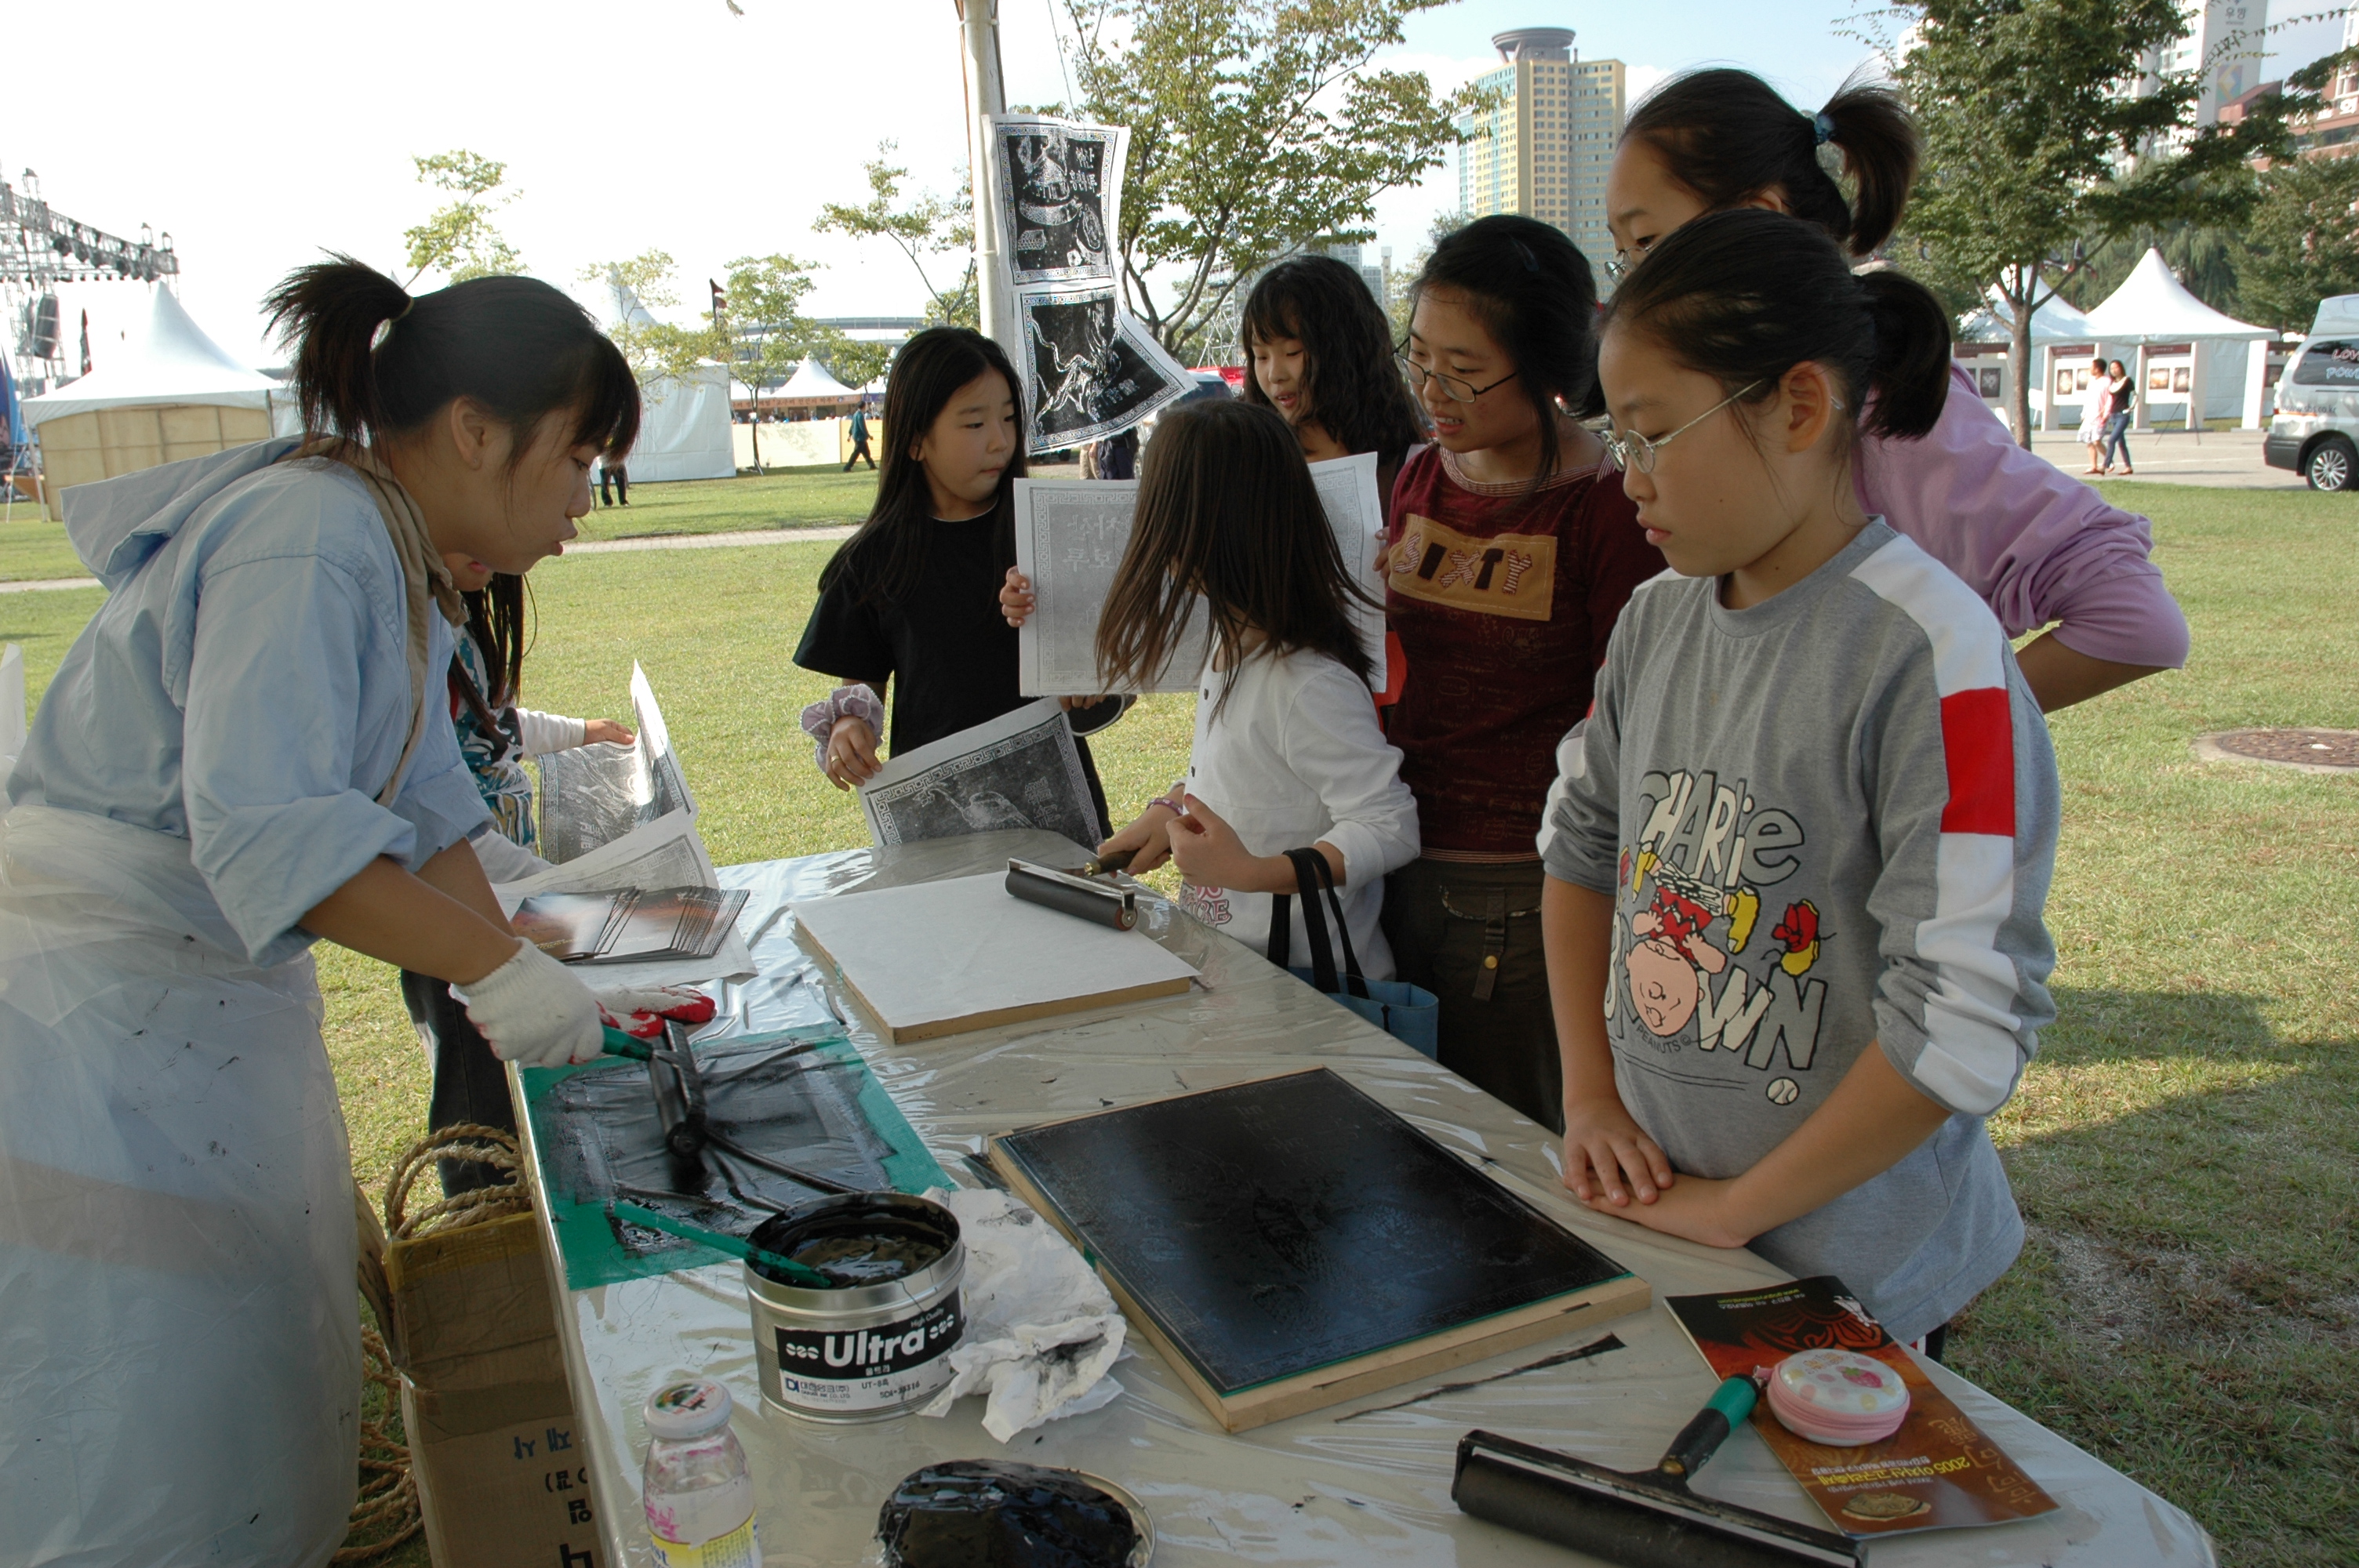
[1412,214,1602,490]
[1602,209,1950,446]
[1624,68,1920,257]
[264,255,639,462]
[1857,269,1952,440]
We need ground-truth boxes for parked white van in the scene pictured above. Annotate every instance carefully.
[2265,295,2359,491]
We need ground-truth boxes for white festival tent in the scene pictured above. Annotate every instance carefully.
[592,279,735,483]
[740,357,859,405]
[21,285,282,428]
[624,361,735,483]
[2080,249,2274,431]
[1957,289,2102,425]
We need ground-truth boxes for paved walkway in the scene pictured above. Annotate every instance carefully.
[0,523,863,595]
[2028,427,2307,490]
[0,432,2318,597]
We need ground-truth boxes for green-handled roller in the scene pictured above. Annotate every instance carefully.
[1453,1377,1860,1567]
[608,1199,834,1288]
[601,1026,654,1062]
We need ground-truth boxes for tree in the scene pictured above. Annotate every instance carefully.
[578,250,721,385]
[718,254,841,472]
[813,143,979,329]
[402,150,525,284]
[1893,0,2288,443]
[2237,155,2359,331]
[1049,0,1480,359]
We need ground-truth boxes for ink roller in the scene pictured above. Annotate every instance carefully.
[1452,1378,1860,1568]
[1005,857,1138,931]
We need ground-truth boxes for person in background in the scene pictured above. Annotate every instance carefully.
[0,258,638,1566]
[2077,354,2111,474]
[794,327,1121,833]
[1100,424,1139,480]
[1607,68,2188,710]
[1545,208,2059,1355]
[403,564,638,1193]
[1238,251,1430,713]
[1240,253,1427,524]
[1079,400,1419,975]
[1382,215,1667,1134]
[601,454,630,506]
[845,401,876,470]
[2100,360,2135,475]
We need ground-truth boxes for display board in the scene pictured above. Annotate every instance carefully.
[990,1068,1650,1431]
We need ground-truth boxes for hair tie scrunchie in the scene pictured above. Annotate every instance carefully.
[800,683,888,771]
[1813,111,1836,146]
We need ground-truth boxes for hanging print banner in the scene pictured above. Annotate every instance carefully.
[986,115,1192,455]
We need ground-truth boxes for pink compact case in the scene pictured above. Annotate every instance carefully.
[1765,1348,1911,1446]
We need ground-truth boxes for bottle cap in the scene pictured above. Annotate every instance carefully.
[645,1377,734,1440]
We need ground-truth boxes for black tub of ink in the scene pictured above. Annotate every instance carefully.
[745,1192,965,1422]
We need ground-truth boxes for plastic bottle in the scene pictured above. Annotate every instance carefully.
[642,1377,761,1568]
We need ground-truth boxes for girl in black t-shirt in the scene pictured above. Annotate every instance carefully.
[794,327,1114,830]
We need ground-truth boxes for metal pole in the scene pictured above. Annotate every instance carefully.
[958,0,1012,357]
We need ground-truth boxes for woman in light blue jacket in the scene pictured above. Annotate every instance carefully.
[0,259,638,1567]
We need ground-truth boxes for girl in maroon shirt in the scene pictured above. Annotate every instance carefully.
[1383,215,1664,1133]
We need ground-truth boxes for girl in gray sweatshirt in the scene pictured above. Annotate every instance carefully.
[1538,210,2062,1345]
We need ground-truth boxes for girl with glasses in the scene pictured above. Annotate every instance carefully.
[1380,214,1666,1134]
[1543,208,2059,1350]
[1606,68,2187,711]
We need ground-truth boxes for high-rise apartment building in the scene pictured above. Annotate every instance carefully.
[1455,27,1627,289]
[2127,0,2270,129]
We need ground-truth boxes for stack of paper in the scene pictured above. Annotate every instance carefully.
[514,885,751,965]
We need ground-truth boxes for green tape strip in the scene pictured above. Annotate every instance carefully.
[521,1025,951,1290]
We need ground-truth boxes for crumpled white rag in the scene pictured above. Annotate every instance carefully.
[918,1185,1127,1441]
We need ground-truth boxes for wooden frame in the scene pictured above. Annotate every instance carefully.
[988,1071,1652,1432]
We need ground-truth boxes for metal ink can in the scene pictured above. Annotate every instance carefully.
[745,1192,965,1423]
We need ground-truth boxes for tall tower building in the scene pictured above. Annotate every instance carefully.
[1455,27,1627,289]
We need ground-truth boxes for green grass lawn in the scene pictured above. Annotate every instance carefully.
[0,464,881,583]
[7,477,2355,1564]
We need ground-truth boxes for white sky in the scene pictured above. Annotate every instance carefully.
[11,0,2347,372]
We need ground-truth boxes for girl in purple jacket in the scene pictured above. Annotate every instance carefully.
[1604,70,2189,711]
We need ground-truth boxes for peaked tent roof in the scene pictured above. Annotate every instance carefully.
[775,357,856,398]
[1957,285,2099,345]
[22,285,280,426]
[2084,249,2270,342]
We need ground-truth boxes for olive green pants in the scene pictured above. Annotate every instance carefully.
[1381,858,1561,1134]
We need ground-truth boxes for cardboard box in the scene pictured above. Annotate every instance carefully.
[402,1382,604,1568]
[388,1208,604,1567]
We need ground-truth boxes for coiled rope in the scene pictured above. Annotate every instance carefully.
[338,1124,535,1560]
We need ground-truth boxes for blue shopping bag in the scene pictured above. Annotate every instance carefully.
[1267,847,1440,1058]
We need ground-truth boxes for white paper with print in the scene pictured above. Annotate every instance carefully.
[1013,453,1384,696]
[491,808,754,989]
[857,699,1100,851]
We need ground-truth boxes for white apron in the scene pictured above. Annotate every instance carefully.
[0,804,358,1568]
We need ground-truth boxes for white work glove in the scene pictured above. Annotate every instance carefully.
[453,942,605,1067]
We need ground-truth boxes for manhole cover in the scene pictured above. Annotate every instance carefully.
[2192,728,2359,772]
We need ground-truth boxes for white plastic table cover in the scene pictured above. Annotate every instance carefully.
[526,829,2214,1567]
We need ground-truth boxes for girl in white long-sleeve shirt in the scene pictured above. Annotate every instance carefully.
[1090,400,1420,977]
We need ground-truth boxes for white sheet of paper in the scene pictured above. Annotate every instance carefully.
[630,661,695,820]
[791,870,1198,1041]
[1013,452,1385,696]
[856,698,1100,851]
[493,808,754,988]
